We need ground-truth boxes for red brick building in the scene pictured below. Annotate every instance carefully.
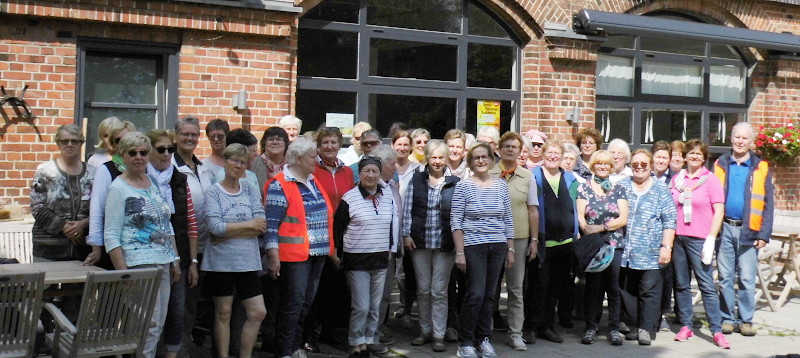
[1,0,799,211]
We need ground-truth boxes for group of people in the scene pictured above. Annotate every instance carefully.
[30,114,774,358]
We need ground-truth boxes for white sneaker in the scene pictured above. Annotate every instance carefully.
[509,333,527,351]
[457,345,479,358]
[291,349,307,358]
[478,337,498,358]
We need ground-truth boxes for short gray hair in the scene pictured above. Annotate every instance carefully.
[175,116,200,132]
[424,139,448,159]
[607,138,631,163]
[117,131,151,155]
[223,143,250,161]
[55,124,85,143]
[732,121,754,139]
[371,144,397,162]
[563,142,581,157]
[279,115,302,129]
[476,126,500,145]
[410,128,430,141]
[285,137,317,166]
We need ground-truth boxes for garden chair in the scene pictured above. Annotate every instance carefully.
[0,271,45,358]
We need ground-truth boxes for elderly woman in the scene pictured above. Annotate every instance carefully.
[523,129,547,168]
[31,124,93,262]
[488,132,539,351]
[669,139,729,349]
[202,143,267,358]
[201,118,230,175]
[527,141,580,345]
[444,129,470,178]
[574,128,603,180]
[86,116,121,169]
[86,120,136,267]
[577,150,629,346]
[618,149,677,346]
[409,128,431,164]
[451,143,514,358]
[146,129,200,358]
[669,140,686,174]
[279,115,302,143]
[562,142,587,184]
[265,137,335,358]
[252,126,289,191]
[104,131,180,358]
[335,156,397,357]
[402,140,460,352]
[651,141,673,183]
[607,139,632,184]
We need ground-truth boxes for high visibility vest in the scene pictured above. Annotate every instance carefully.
[713,160,769,232]
[266,172,334,262]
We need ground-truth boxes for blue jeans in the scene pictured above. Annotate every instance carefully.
[717,222,758,324]
[673,235,723,333]
[459,242,506,347]
[164,266,188,352]
[275,255,326,357]
[346,268,387,346]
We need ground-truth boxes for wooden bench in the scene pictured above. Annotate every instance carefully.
[0,221,33,264]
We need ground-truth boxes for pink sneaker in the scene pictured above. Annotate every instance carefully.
[674,326,694,341]
[713,332,731,349]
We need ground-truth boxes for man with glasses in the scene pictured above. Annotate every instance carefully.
[349,128,383,183]
[340,121,373,166]
[713,122,774,337]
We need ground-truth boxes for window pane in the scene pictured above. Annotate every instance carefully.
[370,39,457,81]
[367,0,462,33]
[596,55,633,96]
[709,112,742,146]
[596,108,632,143]
[296,89,357,133]
[642,62,702,97]
[641,36,705,56]
[303,0,360,23]
[84,108,157,151]
[369,94,456,139]
[466,99,512,135]
[468,2,509,39]
[299,28,358,79]
[641,109,701,144]
[710,65,745,104]
[85,54,157,104]
[468,44,514,89]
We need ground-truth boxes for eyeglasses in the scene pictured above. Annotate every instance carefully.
[266,137,285,143]
[531,142,543,148]
[226,158,246,167]
[178,132,200,138]
[471,155,490,162]
[155,146,176,154]
[127,150,149,157]
[57,139,84,146]
[594,162,612,167]
[415,139,428,145]
[361,140,380,147]
[631,161,650,169]
[209,134,225,141]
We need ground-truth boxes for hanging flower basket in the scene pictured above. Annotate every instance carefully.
[755,123,800,166]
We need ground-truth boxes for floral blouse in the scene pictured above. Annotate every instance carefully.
[578,181,628,248]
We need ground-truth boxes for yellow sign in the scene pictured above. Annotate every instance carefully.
[477,100,500,132]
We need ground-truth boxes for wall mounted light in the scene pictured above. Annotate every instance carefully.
[233,89,248,110]
[566,106,579,124]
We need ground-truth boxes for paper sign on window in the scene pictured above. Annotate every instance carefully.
[326,113,355,136]
[477,100,500,132]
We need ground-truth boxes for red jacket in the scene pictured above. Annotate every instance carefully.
[313,162,355,213]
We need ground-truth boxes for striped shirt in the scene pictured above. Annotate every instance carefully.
[402,177,445,249]
[450,178,514,247]
[339,185,395,254]
[202,181,265,272]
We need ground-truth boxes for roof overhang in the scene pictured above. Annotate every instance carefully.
[573,9,800,53]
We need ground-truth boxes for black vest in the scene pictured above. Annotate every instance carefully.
[542,173,575,243]
[409,170,459,252]
[103,160,122,181]
[169,168,191,269]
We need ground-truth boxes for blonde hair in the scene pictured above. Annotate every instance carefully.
[588,150,614,169]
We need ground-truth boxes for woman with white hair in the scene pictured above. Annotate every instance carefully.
[279,115,303,143]
[265,137,336,358]
[409,128,431,164]
[607,139,632,185]
[561,143,587,184]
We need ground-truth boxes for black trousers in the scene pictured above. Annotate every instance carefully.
[619,267,663,333]
[529,243,574,332]
[583,249,622,331]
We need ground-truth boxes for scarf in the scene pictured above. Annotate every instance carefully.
[593,174,612,192]
[261,153,285,180]
[320,156,339,169]
[147,163,176,213]
[500,163,517,181]
[672,169,709,223]
[413,151,425,163]
[111,153,127,172]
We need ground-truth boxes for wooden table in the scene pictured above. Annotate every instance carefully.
[0,260,105,285]
[771,228,800,308]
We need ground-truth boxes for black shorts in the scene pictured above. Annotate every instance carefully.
[203,271,262,300]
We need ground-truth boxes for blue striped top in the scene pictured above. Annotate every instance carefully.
[450,178,514,247]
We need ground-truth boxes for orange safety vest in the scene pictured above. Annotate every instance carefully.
[265,172,334,262]
[713,160,769,232]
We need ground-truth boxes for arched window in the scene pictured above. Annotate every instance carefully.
[296,0,521,138]
[595,13,748,161]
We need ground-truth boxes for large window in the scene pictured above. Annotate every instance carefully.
[595,14,749,160]
[76,38,178,151]
[297,0,520,139]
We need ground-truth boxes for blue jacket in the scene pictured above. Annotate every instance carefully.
[714,151,774,244]
[532,167,580,265]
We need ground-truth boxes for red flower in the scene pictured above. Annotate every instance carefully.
[756,140,763,146]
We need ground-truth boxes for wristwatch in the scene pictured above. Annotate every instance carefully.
[661,245,673,250]
[508,247,516,253]
[191,258,199,264]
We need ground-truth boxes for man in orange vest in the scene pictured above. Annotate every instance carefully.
[713,122,774,338]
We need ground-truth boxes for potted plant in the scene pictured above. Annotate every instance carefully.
[755,122,800,165]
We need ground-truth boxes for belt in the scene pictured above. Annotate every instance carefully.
[724,217,743,227]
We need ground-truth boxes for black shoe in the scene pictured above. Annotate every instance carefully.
[559,319,574,329]
[492,312,509,332]
[303,340,320,353]
[539,329,563,343]
[617,322,631,334]
[624,329,638,341]
[393,306,406,318]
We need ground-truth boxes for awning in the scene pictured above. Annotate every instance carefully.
[573,9,800,53]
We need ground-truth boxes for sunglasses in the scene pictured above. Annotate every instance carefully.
[361,140,380,147]
[155,146,176,154]
[127,150,149,157]
[531,142,543,148]
[57,139,84,146]
[631,161,650,169]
